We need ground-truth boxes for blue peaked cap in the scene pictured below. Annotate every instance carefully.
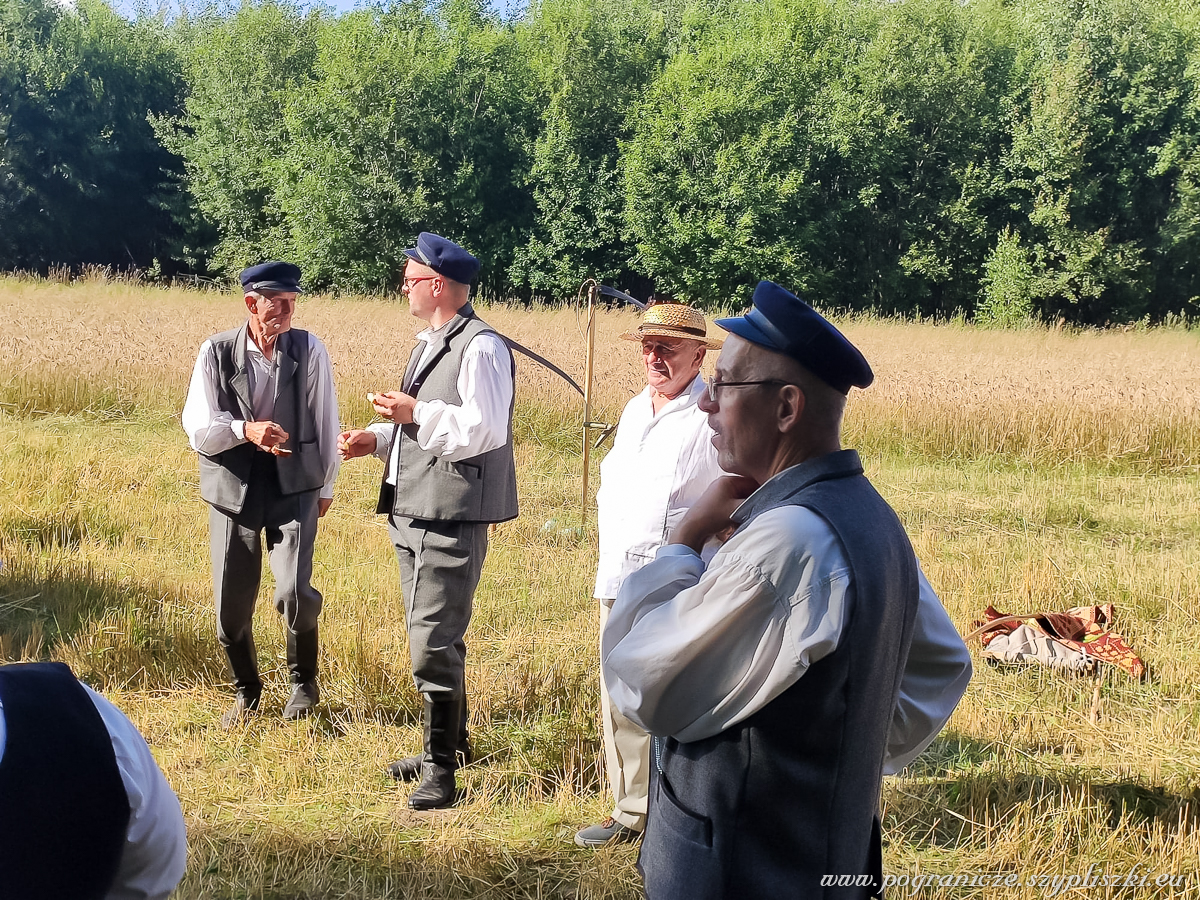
[403,232,480,285]
[715,281,873,395]
[240,261,302,293]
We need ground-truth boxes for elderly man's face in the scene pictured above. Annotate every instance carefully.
[245,290,297,339]
[642,337,705,398]
[698,336,784,481]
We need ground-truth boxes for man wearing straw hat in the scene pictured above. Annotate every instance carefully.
[602,281,971,898]
[575,302,725,848]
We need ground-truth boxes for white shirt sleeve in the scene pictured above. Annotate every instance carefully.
[410,332,513,462]
[883,567,973,774]
[601,507,849,743]
[83,688,187,900]
[603,508,971,767]
[181,339,248,454]
[305,335,341,500]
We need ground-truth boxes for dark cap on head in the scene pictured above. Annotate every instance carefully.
[715,281,873,394]
[403,232,480,285]
[240,261,302,294]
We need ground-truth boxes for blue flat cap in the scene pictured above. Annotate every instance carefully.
[715,281,873,394]
[240,261,302,293]
[403,232,480,285]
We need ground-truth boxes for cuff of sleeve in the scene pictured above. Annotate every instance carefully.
[411,400,429,427]
[232,420,246,441]
[656,544,701,560]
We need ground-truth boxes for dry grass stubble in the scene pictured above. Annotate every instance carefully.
[2,277,1200,897]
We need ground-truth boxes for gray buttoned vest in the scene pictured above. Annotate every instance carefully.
[638,450,921,900]
[376,305,518,523]
[197,323,325,514]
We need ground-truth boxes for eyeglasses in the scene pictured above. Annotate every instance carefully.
[402,275,438,289]
[703,375,796,403]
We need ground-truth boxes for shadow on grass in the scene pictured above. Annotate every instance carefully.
[886,731,1200,851]
[0,545,227,689]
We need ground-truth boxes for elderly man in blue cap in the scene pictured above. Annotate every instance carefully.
[338,233,517,810]
[602,282,971,899]
[183,261,340,727]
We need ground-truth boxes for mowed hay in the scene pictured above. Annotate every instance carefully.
[2,276,1200,898]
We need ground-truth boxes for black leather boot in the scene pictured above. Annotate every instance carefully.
[407,695,461,810]
[387,692,472,781]
[283,626,320,719]
[221,634,262,728]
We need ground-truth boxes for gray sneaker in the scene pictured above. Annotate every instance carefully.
[574,817,641,848]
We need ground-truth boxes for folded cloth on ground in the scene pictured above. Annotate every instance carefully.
[972,603,1145,679]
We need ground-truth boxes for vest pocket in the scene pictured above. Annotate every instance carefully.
[653,771,713,848]
[641,772,722,899]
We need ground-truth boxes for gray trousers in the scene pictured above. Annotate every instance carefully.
[387,514,488,699]
[210,454,323,646]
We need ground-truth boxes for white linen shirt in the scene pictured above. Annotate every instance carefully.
[593,375,722,599]
[601,485,972,772]
[0,688,187,900]
[368,329,513,479]
[181,328,341,500]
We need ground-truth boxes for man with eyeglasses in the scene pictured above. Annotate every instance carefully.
[183,261,340,727]
[575,302,725,848]
[337,232,517,810]
[602,281,971,899]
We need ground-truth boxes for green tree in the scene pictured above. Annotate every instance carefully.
[622,0,1013,313]
[508,0,674,299]
[0,0,187,271]
[997,0,1200,323]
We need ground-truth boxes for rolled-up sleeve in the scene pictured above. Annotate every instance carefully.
[883,567,973,774]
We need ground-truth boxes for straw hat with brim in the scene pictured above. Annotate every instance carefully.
[620,303,724,349]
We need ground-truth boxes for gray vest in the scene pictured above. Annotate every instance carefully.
[376,305,518,523]
[639,450,920,900]
[197,323,325,514]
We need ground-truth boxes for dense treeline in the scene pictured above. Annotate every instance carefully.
[4,0,1200,322]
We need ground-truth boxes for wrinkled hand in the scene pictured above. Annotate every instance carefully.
[670,475,760,552]
[371,390,417,425]
[244,420,289,454]
[337,429,377,460]
[318,497,334,518]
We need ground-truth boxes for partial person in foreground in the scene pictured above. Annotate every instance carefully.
[337,233,517,810]
[0,661,187,900]
[575,302,724,848]
[182,262,340,726]
[602,281,972,899]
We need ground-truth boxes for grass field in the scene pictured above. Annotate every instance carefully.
[2,274,1200,898]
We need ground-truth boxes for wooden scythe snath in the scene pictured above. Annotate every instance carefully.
[581,281,600,526]
[578,281,646,527]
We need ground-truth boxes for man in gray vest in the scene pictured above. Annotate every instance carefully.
[338,232,517,810]
[183,261,340,728]
[602,281,971,898]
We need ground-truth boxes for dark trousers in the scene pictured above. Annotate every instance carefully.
[387,514,488,699]
[210,453,323,646]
